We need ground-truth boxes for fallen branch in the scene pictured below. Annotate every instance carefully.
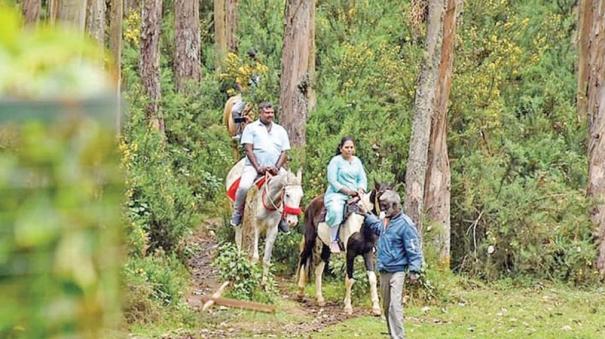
[201,281,230,312]
[201,295,276,313]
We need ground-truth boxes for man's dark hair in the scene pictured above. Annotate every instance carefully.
[259,102,273,111]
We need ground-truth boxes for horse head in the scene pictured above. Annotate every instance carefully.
[281,169,304,227]
[369,181,394,215]
[264,168,304,227]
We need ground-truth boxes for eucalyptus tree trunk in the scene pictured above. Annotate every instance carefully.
[424,0,462,268]
[225,0,239,52]
[48,0,59,23]
[577,0,594,122]
[214,0,226,61]
[22,0,40,26]
[584,0,605,276]
[279,0,315,147]
[140,0,164,133]
[174,0,201,92]
[109,0,123,131]
[404,0,445,234]
[55,0,87,31]
[214,0,238,63]
[85,0,106,45]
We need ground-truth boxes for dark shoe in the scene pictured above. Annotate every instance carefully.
[230,211,242,227]
[278,219,290,233]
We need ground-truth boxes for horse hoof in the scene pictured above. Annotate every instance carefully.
[296,293,304,301]
[344,306,353,315]
[317,299,325,307]
[372,307,382,316]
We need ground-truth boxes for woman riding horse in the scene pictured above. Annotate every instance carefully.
[324,136,367,253]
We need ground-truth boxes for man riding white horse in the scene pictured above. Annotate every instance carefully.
[230,101,291,233]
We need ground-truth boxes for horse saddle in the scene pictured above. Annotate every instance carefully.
[315,197,360,225]
[226,175,267,202]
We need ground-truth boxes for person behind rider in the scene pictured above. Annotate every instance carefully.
[324,136,367,253]
[230,102,291,232]
[360,190,423,339]
[231,49,261,139]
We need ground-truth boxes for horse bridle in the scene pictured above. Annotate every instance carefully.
[261,173,302,218]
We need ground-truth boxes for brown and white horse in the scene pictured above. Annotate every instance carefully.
[297,183,392,315]
[226,159,304,282]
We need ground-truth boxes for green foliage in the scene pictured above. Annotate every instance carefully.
[0,105,122,337]
[212,242,277,303]
[271,231,303,275]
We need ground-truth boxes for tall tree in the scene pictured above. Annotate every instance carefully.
[577,0,594,121]
[174,0,201,92]
[225,0,238,52]
[214,0,238,63]
[55,0,87,31]
[85,0,106,45]
[404,0,445,233]
[423,0,462,268]
[109,0,123,130]
[22,0,40,26]
[279,0,315,147]
[583,0,605,275]
[140,0,164,132]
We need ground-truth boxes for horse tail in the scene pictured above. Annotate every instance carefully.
[297,196,322,282]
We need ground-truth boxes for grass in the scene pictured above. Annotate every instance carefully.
[127,275,605,338]
[317,282,605,338]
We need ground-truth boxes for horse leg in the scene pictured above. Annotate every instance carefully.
[261,222,279,285]
[364,252,381,316]
[315,244,330,307]
[343,250,356,315]
[234,225,242,250]
[251,223,260,264]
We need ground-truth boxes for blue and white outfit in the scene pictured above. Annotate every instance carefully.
[233,120,290,217]
[324,155,367,228]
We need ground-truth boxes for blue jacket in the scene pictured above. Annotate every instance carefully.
[364,212,423,273]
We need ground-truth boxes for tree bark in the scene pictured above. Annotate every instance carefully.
[225,0,239,52]
[214,0,238,64]
[577,0,594,122]
[86,0,106,45]
[404,0,445,234]
[125,0,141,14]
[279,0,315,147]
[140,0,164,133]
[585,0,605,276]
[424,0,461,268]
[22,0,40,26]
[214,0,227,62]
[55,0,87,31]
[48,0,59,24]
[109,0,123,131]
[174,0,201,92]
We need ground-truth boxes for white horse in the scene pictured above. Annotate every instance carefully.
[226,159,304,281]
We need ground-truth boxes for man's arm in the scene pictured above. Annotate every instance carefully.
[244,143,265,174]
[274,151,287,170]
[402,223,423,273]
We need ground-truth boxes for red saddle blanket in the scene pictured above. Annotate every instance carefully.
[226,176,267,202]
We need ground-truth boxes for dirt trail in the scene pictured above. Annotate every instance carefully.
[184,221,376,338]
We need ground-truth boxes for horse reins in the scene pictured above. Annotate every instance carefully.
[261,173,302,218]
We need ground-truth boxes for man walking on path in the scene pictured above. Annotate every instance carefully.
[362,190,423,339]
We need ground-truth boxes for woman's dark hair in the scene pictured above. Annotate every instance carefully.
[335,136,355,155]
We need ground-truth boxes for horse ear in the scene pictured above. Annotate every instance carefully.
[296,168,302,182]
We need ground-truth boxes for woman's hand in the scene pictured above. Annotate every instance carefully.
[341,188,358,196]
